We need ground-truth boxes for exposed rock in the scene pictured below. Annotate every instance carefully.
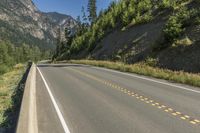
[0,0,76,49]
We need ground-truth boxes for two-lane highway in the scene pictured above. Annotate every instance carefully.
[36,64,200,133]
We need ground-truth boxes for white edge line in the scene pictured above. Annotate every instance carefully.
[44,63,200,94]
[69,64,200,94]
[92,66,200,94]
[37,67,70,133]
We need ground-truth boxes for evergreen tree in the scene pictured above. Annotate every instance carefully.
[76,16,81,26]
[55,28,62,57]
[65,27,71,40]
[76,16,82,35]
[81,6,88,23]
[87,0,97,24]
[81,6,89,33]
[65,27,73,47]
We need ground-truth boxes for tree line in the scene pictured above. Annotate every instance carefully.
[0,40,51,74]
[53,0,97,60]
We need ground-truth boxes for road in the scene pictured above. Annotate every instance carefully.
[36,64,200,133]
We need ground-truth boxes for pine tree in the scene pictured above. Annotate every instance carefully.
[81,6,89,32]
[76,16,82,31]
[65,27,73,47]
[55,28,62,57]
[87,0,97,24]
[76,16,82,35]
[81,6,88,23]
[76,16,81,26]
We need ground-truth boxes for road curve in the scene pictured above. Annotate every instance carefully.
[36,64,200,133]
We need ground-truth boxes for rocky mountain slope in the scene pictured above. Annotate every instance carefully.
[61,0,200,73]
[0,0,76,50]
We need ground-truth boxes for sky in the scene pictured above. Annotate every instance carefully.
[33,0,115,19]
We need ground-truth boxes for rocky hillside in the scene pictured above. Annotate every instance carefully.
[0,0,76,50]
[57,0,200,73]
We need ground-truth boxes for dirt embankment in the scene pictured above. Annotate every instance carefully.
[157,25,200,73]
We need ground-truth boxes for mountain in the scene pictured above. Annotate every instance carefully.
[0,0,76,50]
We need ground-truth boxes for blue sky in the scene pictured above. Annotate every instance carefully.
[33,0,115,19]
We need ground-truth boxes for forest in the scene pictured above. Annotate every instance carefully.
[0,41,50,75]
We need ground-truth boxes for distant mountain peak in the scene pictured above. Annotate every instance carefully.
[0,0,76,50]
[19,0,37,8]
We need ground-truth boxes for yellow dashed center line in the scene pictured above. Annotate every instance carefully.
[68,68,200,126]
[181,117,187,120]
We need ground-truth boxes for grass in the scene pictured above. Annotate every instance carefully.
[173,36,193,47]
[67,60,200,88]
[0,64,26,131]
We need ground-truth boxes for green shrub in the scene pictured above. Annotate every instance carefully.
[164,16,183,42]
[164,7,192,42]
[0,65,9,75]
[158,0,176,9]
[194,8,200,25]
[122,10,130,25]
[159,0,171,8]
[176,7,192,26]
[135,11,153,25]
[137,0,152,13]
[145,57,158,67]
[195,17,200,25]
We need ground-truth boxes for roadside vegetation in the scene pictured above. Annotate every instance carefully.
[163,4,200,44]
[68,60,200,87]
[0,40,50,75]
[0,40,50,132]
[0,64,26,132]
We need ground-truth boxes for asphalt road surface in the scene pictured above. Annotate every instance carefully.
[36,64,200,133]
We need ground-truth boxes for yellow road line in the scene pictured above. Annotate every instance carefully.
[68,68,200,126]
[181,117,187,120]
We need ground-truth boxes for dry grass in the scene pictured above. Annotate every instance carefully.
[173,36,193,46]
[68,60,200,87]
[0,64,25,125]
